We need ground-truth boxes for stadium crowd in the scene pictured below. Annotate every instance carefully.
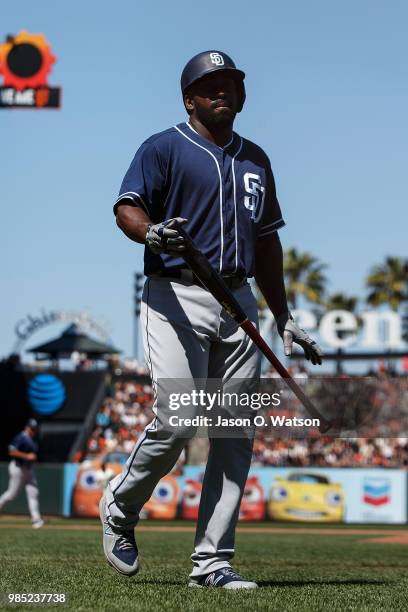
[251,437,408,468]
[85,374,408,468]
[86,380,154,456]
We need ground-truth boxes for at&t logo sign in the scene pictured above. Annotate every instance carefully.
[28,374,66,416]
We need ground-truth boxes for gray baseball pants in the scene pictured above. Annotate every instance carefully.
[106,277,260,578]
[0,460,42,523]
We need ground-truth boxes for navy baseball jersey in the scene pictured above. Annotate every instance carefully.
[114,122,285,277]
[9,432,37,467]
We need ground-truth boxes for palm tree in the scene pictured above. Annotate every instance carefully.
[366,257,408,311]
[283,248,327,309]
[325,293,359,312]
[325,291,361,331]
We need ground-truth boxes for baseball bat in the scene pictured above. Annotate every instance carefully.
[178,228,332,433]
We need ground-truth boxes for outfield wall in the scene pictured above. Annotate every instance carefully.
[1,463,407,523]
[0,463,65,515]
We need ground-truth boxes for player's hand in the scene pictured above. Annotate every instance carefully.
[146,218,188,255]
[26,452,37,461]
[277,312,323,365]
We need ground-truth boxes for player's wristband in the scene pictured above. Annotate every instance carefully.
[145,223,153,243]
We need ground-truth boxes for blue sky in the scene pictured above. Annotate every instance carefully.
[1,0,407,361]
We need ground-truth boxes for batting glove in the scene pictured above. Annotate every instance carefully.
[277,313,323,365]
[146,217,188,255]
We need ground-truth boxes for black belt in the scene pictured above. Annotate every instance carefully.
[150,268,247,290]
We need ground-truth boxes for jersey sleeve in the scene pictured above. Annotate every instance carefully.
[258,161,285,238]
[8,433,22,451]
[113,142,167,218]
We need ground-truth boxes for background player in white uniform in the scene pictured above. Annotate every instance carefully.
[100,50,322,589]
[0,418,44,528]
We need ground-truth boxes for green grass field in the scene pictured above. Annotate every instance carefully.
[0,519,407,611]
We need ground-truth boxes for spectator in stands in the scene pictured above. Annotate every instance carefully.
[84,375,408,469]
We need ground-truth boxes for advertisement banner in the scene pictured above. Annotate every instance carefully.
[248,466,407,524]
[63,461,407,524]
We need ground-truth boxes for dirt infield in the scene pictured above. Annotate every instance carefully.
[360,534,408,545]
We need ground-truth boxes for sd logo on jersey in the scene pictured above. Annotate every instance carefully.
[243,172,266,222]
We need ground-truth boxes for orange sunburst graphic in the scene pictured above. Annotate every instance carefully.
[0,31,56,90]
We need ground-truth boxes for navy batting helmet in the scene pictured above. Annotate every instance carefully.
[181,50,246,112]
[27,418,39,429]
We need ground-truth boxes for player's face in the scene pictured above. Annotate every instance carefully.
[185,72,239,126]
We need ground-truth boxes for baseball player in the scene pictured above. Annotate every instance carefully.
[0,418,44,528]
[100,50,322,589]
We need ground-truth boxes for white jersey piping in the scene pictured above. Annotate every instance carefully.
[174,124,225,273]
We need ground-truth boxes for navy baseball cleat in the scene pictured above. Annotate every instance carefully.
[189,567,258,589]
[99,496,139,577]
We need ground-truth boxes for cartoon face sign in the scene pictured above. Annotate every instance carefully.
[239,476,265,521]
[268,473,345,522]
[181,475,266,521]
[72,451,128,517]
[142,475,180,520]
[181,478,202,520]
